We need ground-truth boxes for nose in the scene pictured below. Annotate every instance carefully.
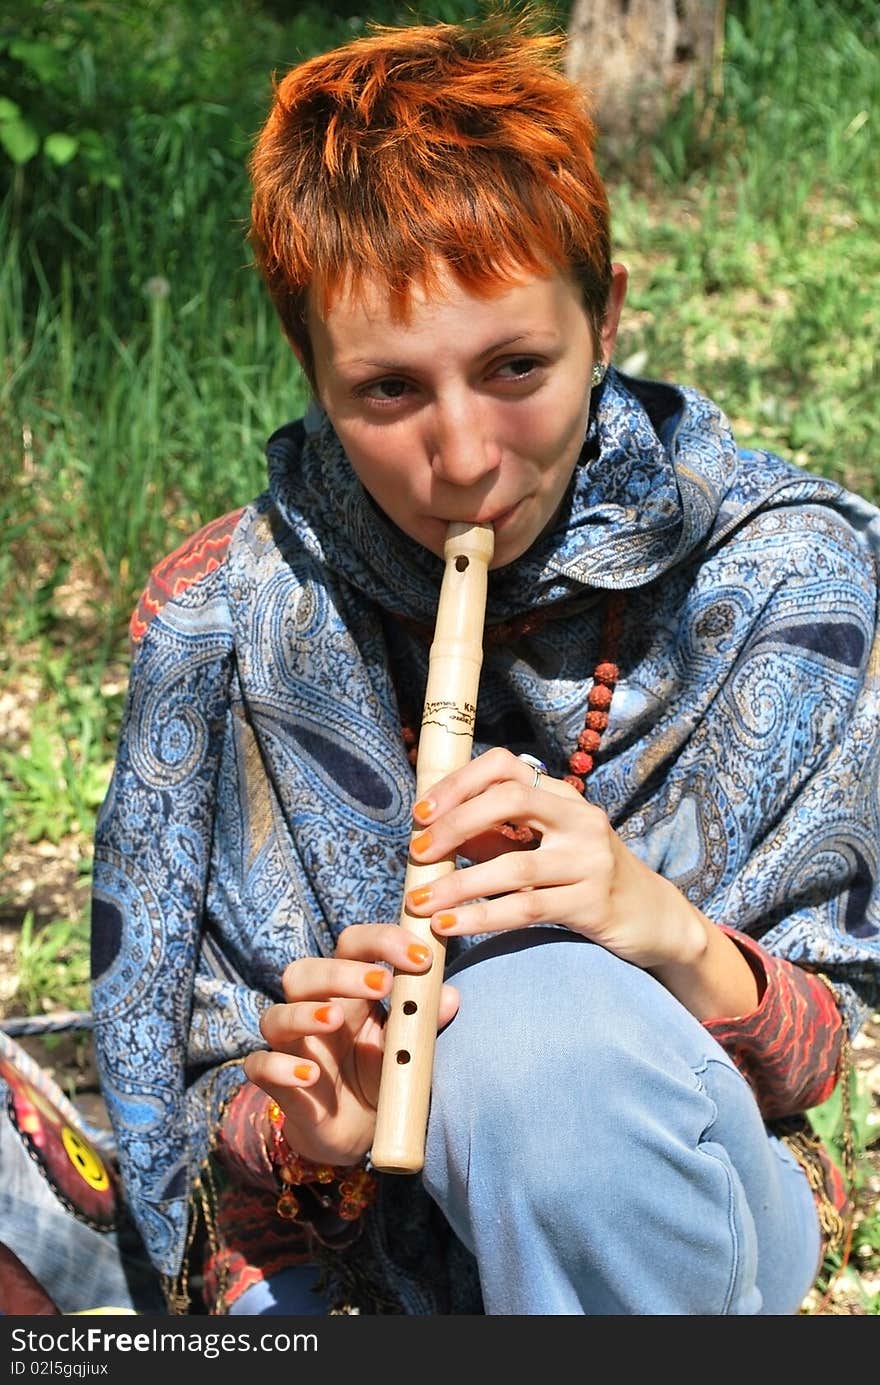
[427,395,501,487]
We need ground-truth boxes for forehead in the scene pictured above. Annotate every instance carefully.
[307,265,586,359]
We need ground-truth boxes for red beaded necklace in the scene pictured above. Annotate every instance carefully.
[398,589,624,797]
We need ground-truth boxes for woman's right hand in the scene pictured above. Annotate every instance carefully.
[243,923,460,1167]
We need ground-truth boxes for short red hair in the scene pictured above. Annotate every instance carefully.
[248,12,612,378]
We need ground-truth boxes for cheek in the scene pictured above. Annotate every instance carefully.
[338,429,411,492]
[518,377,590,460]
[525,408,589,479]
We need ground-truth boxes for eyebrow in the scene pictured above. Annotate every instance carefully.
[337,333,555,373]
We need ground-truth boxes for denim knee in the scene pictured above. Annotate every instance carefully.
[432,927,710,1154]
[425,928,820,1314]
[431,938,655,1223]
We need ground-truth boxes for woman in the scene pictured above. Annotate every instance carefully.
[90,14,880,1315]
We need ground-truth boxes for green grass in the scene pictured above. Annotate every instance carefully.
[9,909,91,1018]
[807,1062,880,1312]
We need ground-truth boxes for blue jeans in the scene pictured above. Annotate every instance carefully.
[236,929,821,1316]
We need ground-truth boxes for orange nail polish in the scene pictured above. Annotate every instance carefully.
[407,885,432,908]
[435,913,457,931]
[413,798,434,821]
[411,829,433,854]
[314,1004,332,1023]
[364,968,387,991]
[407,943,432,964]
[293,1063,313,1081]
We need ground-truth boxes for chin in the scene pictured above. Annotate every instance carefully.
[487,535,530,570]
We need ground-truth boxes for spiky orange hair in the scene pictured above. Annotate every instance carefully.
[248,12,612,377]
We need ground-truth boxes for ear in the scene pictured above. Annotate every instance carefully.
[600,262,628,363]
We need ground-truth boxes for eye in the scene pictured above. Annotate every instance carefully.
[493,356,542,382]
[358,377,413,402]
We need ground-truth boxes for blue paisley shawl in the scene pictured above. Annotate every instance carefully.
[91,369,880,1307]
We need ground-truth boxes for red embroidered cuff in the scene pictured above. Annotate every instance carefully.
[202,1183,313,1312]
[213,1080,278,1192]
[703,928,843,1119]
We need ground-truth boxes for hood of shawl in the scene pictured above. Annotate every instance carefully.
[265,367,740,626]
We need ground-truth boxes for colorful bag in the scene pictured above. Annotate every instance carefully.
[0,1027,163,1315]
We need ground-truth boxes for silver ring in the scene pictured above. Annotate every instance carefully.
[517,752,547,790]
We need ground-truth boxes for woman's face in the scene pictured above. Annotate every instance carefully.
[308,263,626,568]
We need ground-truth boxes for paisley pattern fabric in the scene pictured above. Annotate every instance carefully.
[90,368,880,1300]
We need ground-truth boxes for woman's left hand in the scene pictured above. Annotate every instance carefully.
[405,746,705,972]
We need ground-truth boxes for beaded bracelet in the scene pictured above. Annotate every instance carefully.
[265,1100,377,1223]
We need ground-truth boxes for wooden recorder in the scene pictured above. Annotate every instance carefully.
[370,520,494,1173]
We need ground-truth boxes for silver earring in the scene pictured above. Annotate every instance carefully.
[591,361,607,387]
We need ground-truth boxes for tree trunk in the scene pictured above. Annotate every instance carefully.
[565,0,725,159]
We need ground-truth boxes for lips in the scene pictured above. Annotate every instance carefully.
[466,499,523,528]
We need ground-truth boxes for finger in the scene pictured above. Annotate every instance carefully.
[454,826,539,864]
[241,1053,375,1167]
[412,746,530,823]
[243,1046,322,1092]
[410,780,535,865]
[259,980,461,1056]
[409,780,588,877]
[278,957,391,1004]
[427,883,584,938]
[406,842,581,919]
[334,922,438,971]
[438,982,460,1029]
[259,996,351,1050]
[412,746,579,825]
[281,940,433,1004]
